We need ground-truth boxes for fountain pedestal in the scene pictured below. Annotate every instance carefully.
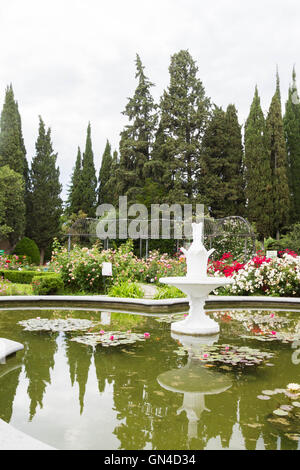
[159,222,233,336]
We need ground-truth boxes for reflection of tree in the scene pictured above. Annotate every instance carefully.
[0,358,22,422]
[23,332,57,421]
[65,337,92,414]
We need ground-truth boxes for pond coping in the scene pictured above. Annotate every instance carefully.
[0,295,300,313]
[0,418,55,450]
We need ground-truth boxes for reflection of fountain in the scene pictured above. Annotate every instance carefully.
[160,222,233,335]
[157,334,232,441]
[100,311,111,325]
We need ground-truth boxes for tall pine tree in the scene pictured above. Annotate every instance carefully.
[80,123,97,217]
[155,50,211,205]
[284,67,300,223]
[266,73,290,239]
[30,117,62,263]
[244,86,272,238]
[117,54,157,204]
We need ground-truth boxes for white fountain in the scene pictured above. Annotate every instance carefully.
[159,221,233,336]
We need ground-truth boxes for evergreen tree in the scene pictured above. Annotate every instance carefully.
[103,150,120,206]
[266,74,290,239]
[200,104,244,218]
[117,54,157,204]
[244,87,273,238]
[67,147,83,215]
[224,104,245,216]
[97,140,113,204]
[155,50,211,205]
[80,123,97,217]
[284,67,300,223]
[30,117,62,263]
[0,164,25,245]
[0,85,24,175]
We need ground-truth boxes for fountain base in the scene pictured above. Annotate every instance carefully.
[159,276,233,336]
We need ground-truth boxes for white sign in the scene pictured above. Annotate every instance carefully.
[266,250,277,259]
[102,262,112,276]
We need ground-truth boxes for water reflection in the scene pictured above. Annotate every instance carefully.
[157,334,232,441]
[0,308,300,450]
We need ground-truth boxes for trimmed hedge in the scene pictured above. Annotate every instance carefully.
[31,273,64,295]
[14,237,40,265]
[0,269,51,284]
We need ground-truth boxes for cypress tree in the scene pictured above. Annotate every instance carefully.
[0,85,24,175]
[284,67,300,223]
[117,54,157,204]
[157,50,211,204]
[67,147,84,215]
[97,140,113,204]
[103,150,120,206]
[200,104,244,218]
[266,74,290,239]
[200,106,229,217]
[30,117,62,264]
[80,123,97,217]
[224,104,245,216]
[0,164,25,245]
[244,87,273,238]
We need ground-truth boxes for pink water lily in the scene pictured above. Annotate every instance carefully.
[99,330,105,335]
[271,331,277,335]
[144,332,150,338]
[109,335,114,340]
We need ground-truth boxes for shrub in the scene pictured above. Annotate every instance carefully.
[153,285,187,299]
[14,237,40,265]
[0,269,51,284]
[107,281,144,299]
[31,273,64,295]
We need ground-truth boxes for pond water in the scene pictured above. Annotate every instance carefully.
[0,307,300,450]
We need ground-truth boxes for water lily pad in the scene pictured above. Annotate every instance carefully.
[262,390,277,396]
[71,331,147,348]
[292,401,300,407]
[257,395,271,400]
[280,405,294,412]
[18,318,95,332]
[273,408,289,416]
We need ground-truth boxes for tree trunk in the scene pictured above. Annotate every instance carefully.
[40,247,45,265]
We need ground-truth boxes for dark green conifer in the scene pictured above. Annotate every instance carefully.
[67,147,83,215]
[117,54,157,204]
[284,67,300,223]
[97,140,113,204]
[80,123,97,216]
[30,117,62,263]
[244,87,273,238]
[266,74,290,239]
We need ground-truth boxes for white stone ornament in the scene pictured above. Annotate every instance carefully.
[160,222,233,336]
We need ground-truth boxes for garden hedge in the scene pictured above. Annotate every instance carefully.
[14,237,40,265]
[31,273,64,295]
[0,269,50,284]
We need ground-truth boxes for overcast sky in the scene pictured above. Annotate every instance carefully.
[0,0,299,200]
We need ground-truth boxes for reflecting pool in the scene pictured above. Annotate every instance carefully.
[0,308,300,450]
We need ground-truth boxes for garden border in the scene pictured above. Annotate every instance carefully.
[1,295,300,313]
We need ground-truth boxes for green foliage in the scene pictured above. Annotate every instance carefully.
[0,269,49,284]
[244,87,272,238]
[0,85,25,175]
[266,77,290,238]
[201,104,244,217]
[153,285,187,299]
[31,273,64,295]
[154,50,211,204]
[30,116,62,262]
[98,140,113,205]
[14,237,40,265]
[284,68,300,224]
[0,164,25,244]
[107,281,144,299]
[80,123,97,216]
[66,147,84,215]
[117,54,157,205]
